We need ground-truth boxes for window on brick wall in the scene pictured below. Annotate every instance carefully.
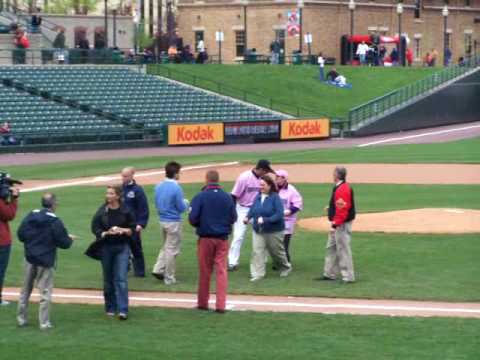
[235,30,246,57]
[414,38,421,60]
[194,31,204,51]
[465,33,473,55]
[274,29,285,54]
[465,0,471,6]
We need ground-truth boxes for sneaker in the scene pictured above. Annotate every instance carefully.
[227,265,238,272]
[164,278,177,285]
[40,322,54,330]
[118,313,128,320]
[106,312,115,317]
[0,300,10,306]
[17,318,28,327]
[152,272,164,281]
[280,266,292,278]
[314,275,336,281]
[250,276,263,282]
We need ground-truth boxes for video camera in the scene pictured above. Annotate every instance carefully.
[0,171,22,201]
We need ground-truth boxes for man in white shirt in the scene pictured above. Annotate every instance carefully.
[356,41,369,65]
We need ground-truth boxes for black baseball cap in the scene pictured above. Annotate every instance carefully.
[255,159,274,173]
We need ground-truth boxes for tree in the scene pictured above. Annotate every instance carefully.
[45,0,97,15]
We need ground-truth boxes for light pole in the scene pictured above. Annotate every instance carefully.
[298,0,304,54]
[242,0,248,56]
[104,0,108,48]
[348,0,355,65]
[216,31,224,64]
[442,4,449,66]
[133,16,139,55]
[112,9,117,48]
[397,2,403,66]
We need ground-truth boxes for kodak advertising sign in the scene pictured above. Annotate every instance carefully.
[168,123,224,145]
[281,119,330,140]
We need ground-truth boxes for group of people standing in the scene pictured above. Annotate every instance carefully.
[0,160,356,329]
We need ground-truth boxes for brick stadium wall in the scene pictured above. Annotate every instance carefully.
[176,0,480,64]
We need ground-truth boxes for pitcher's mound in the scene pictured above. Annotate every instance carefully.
[298,208,480,234]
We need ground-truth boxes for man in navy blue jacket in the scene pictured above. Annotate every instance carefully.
[121,167,149,277]
[17,193,73,330]
[189,170,237,313]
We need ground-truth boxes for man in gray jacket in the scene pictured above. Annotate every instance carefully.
[17,193,74,330]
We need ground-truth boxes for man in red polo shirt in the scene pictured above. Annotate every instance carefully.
[0,173,20,305]
[319,166,356,283]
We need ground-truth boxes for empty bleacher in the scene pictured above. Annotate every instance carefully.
[0,66,287,147]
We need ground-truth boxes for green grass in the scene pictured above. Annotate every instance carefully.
[148,64,439,118]
[8,136,480,180]
[5,183,480,302]
[0,304,478,360]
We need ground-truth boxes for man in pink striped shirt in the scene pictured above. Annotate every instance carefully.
[228,160,274,271]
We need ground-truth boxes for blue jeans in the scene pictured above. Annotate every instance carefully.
[0,245,11,301]
[319,67,325,81]
[101,243,129,314]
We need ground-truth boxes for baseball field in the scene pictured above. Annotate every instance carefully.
[1,127,480,359]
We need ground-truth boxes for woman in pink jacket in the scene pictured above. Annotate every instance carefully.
[275,170,303,264]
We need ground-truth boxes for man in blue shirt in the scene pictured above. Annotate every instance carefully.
[189,170,237,313]
[152,161,188,285]
[121,167,149,277]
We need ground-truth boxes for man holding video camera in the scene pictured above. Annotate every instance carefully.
[0,172,20,306]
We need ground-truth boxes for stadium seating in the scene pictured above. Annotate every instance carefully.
[0,82,139,144]
[0,66,287,137]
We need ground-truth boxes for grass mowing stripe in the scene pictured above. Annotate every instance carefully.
[4,183,480,302]
[0,304,479,360]
[6,136,480,180]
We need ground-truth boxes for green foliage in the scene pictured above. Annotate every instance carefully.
[45,0,97,15]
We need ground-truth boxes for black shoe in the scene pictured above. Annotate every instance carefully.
[272,265,279,271]
[215,309,226,314]
[134,273,146,278]
[152,272,164,280]
[227,265,238,272]
[196,306,209,311]
[314,276,336,281]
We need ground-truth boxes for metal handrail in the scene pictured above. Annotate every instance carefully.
[348,52,480,129]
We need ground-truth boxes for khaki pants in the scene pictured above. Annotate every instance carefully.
[17,260,54,328]
[152,221,182,283]
[323,221,355,282]
[250,231,291,279]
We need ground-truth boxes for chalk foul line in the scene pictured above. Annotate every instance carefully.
[21,161,240,193]
[357,124,480,147]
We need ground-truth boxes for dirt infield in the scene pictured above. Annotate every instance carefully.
[20,163,480,192]
[3,287,480,319]
[299,208,480,234]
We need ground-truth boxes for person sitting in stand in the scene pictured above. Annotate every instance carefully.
[0,122,16,146]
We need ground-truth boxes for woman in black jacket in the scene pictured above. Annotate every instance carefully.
[91,185,135,320]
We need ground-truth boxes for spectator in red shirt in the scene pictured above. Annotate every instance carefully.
[316,166,356,283]
[0,175,20,305]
